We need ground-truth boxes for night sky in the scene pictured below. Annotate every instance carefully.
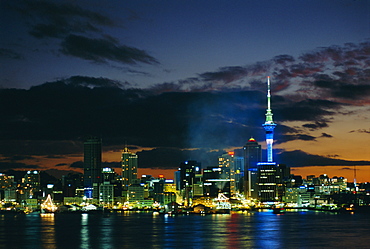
[1,0,369,181]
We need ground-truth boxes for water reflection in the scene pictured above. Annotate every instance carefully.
[0,211,369,248]
[80,213,89,248]
[253,211,282,248]
[40,213,56,249]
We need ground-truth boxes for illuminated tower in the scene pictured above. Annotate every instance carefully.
[262,76,276,162]
[121,146,138,189]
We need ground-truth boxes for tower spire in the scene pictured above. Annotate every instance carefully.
[262,76,276,162]
[265,76,274,124]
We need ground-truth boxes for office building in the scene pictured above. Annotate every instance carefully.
[218,152,235,196]
[83,137,102,199]
[203,166,231,198]
[121,146,138,189]
[243,138,262,198]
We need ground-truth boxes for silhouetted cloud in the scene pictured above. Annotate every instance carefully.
[7,0,159,67]
[349,129,370,134]
[321,133,333,138]
[60,35,159,65]
[0,162,40,170]
[278,150,370,167]
[70,161,83,169]
[280,134,316,143]
[303,121,329,130]
[55,163,68,166]
[14,0,115,39]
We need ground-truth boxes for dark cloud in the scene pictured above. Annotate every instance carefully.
[273,54,295,65]
[60,35,159,65]
[7,1,159,67]
[15,0,115,39]
[279,134,316,143]
[55,163,68,166]
[314,79,370,100]
[277,150,370,167]
[321,133,333,138]
[70,161,83,169]
[0,48,24,60]
[0,162,40,170]
[302,121,329,130]
[199,66,249,84]
[62,76,126,88]
[349,129,370,134]
[3,155,36,161]
[276,99,339,122]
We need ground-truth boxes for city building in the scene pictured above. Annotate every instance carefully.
[23,170,41,198]
[243,138,262,198]
[178,160,201,206]
[83,137,102,199]
[121,146,138,189]
[218,152,236,196]
[203,166,231,198]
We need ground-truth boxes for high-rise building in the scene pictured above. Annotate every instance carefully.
[243,138,262,198]
[23,170,41,198]
[83,137,102,198]
[218,152,235,196]
[203,166,231,198]
[178,160,201,206]
[121,146,138,189]
[178,160,201,190]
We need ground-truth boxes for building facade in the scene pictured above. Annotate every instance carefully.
[243,138,262,198]
[83,137,102,199]
[121,146,138,189]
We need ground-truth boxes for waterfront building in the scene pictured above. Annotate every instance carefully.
[99,181,114,205]
[83,137,102,199]
[178,160,201,190]
[243,138,262,198]
[178,160,201,206]
[203,166,231,198]
[218,152,236,196]
[0,173,14,189]
[121,146,138,189]
[234,156,244,193]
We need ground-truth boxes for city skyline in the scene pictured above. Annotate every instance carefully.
[0,1,369,182]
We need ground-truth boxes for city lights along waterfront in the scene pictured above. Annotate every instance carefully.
[1,1,369,247]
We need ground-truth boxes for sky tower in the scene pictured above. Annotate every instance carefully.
[262,76,276,162]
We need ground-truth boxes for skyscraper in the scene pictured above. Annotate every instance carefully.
[178,160,201,190]
[121,146,138,189]
[83,137,102,198]
[243,138,262,198]
[178,160,201,206]
[218,152,235,196]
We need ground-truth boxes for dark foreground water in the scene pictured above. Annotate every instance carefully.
[1,210,369,249]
